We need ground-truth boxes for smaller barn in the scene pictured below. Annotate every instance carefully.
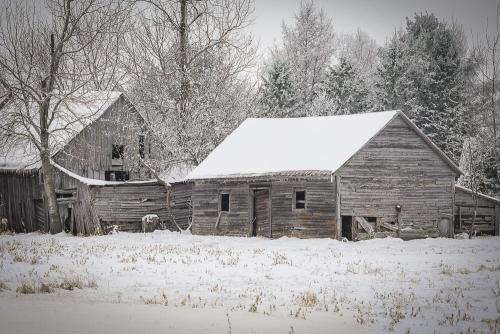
[185,110,489,240]
[0,91,191,234]
[454,185,500,236]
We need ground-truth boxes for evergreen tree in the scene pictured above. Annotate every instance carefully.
[376,13,468,162]
[259,59,296,117]
[324,57,370,114]
[376,31,407,110]
[280,0,335,115]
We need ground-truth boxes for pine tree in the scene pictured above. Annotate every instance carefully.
[376,31,406,110]
[280,1,335,115]
[376,13,468,162]
[324,57,370,115]
[259,59,296,117]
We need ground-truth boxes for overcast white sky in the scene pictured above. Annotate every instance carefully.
[250,0,499,54]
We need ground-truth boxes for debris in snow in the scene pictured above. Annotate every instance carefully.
[142,215,160,233]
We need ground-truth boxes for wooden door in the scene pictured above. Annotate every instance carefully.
[253,189,271,237]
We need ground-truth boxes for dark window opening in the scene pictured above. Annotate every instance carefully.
[220,193,230,212]
[105,171,130,181]
[112,144,124,159]
[295,190,306,209]
[139,135,145,159]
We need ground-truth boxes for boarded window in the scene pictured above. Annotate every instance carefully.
[139,135,145,159]
[294,190,306,209]
[220,193,230,212]
[112,144,124,159]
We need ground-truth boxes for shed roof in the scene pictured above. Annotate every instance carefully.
[186,110,461,180]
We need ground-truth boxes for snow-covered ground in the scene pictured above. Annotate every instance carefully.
[0,231,499,333]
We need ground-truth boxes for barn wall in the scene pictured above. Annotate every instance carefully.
[53,96,151,182]
[337,115,456,238]
[0,169,45,232]
[454,187,499,236]
[170,182,193,230]
[90,183,170,233]
[270,180,336,238]
[192,182,250,236]
[191,179,336,238]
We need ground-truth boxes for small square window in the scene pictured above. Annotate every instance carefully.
[220,193,230,212]
[295,190,306,210]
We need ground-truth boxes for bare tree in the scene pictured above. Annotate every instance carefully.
[119,0,256,232]
[0,0,129,233]
[123,0,256,169]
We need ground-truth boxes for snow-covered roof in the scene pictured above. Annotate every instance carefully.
[186,110,461,180]
[0,91,123,170]
[187,111,399,180]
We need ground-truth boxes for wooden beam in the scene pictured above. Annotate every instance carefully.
[335,175,341,240]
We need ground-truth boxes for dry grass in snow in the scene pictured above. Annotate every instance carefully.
[0,231,499,333]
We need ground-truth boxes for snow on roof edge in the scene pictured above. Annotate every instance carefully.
[52,162,158,186]
[455,184,500,204]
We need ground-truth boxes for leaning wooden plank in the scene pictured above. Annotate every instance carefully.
[355,216,374,237]
[382,222,398,232]
[214,211,222,229]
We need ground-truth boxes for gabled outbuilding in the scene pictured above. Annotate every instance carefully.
[186,110,465,239]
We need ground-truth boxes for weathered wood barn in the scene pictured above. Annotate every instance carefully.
[0,92,190,234]
[185,110,500,240]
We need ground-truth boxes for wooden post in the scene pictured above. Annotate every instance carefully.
[495,204,500,236]
[396,212,401,238]
[458,206,462,232]
[450,176,455,238]
[335,175,341,240]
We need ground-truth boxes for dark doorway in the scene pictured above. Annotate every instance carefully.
[253,189,271,237]
[342,216,353,241]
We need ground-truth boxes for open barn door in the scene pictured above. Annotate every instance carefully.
[253,189,271,238]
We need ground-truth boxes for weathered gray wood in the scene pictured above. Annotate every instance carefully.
[0,169,44,233]
[53,95,152,182]
[495,204,499,236]
[336,116,455,238]
[335,175,341,240]
[454,186,498,235]
[355,216,374,237]
[254,189,270,237]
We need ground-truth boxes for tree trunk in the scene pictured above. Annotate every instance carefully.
[40,150,62,234]
[179,0,188,116]
[39,97,62,234]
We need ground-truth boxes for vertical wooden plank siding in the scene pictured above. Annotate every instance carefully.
[450,176,456,237]
[53,96,151,183]
[454,186,499,235]
[495,204,500,236]
[335,175,341,239]
[191,179,336,238]
[0,169,44,232]
[337,116,456,238]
